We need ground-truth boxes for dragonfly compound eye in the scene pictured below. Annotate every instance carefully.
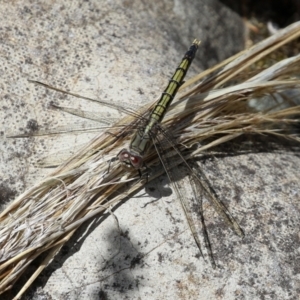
[130,155,143,169]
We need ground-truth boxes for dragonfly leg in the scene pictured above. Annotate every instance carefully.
[138,165,150,183]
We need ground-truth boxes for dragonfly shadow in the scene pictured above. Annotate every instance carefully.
[144,176,173,199]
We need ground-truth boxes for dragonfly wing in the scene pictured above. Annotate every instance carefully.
[190,161,244,238]
[157,125,244,237]
[6,123,111,138]
[49,102,119,125]
[153,131,215,267]
[151,123,245,266]
[7,98,144,167]
[29,80,147,120]
[7,98,140,138]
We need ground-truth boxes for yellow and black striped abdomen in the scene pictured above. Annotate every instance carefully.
[146,39,200,130]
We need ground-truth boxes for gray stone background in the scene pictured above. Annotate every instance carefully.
[0,1,299,299]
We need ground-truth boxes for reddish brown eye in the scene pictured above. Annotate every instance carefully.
[130,155,143,169]
[130,156,137,163]
[118,149,130,164]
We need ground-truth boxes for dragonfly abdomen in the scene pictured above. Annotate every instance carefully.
[145,39,201,133]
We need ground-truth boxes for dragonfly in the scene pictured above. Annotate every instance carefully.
[118,39,201,169]
[13,40,244,267]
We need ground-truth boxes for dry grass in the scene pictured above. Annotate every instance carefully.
[1,21,300,298]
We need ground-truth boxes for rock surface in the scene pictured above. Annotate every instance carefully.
[1,1,299,300]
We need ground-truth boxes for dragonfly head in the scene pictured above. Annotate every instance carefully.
[118,148,144,169]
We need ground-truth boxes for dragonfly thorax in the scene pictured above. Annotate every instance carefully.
[118,148,144,169]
